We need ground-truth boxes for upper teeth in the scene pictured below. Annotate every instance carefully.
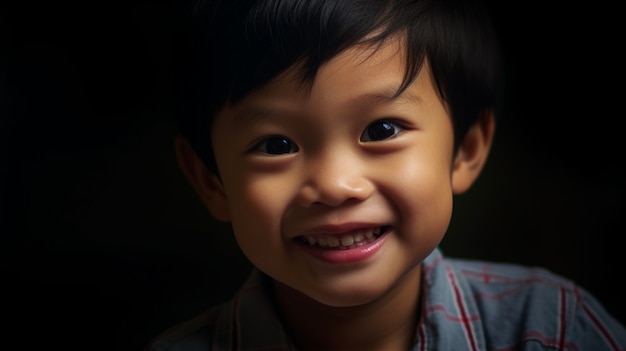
[301,227,383,248]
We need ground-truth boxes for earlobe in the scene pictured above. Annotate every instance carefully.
[451,110,495,194]
[174,133,231,221]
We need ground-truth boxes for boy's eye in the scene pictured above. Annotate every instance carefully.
[254,136,299,155]
[360,120,405,142]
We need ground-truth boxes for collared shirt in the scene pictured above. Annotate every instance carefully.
[146,248,626,350]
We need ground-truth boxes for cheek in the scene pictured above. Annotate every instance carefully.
[381,149,454,235]
[224,173,295,255]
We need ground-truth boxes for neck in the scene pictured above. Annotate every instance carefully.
[272,266,422,351]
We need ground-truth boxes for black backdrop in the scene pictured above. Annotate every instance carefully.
[2,1,624,350]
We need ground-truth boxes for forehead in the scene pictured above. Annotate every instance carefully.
[220,36,438,122]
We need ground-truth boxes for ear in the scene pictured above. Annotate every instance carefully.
[174,133,231,221]
[451,110,496,194]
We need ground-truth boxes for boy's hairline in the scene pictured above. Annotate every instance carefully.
[221,30,427,111]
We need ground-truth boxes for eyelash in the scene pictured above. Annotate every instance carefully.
[252,135,299,155]
[360,119,407,142]
[251,119,407,155]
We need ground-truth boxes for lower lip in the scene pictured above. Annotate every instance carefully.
[297,232,389,264]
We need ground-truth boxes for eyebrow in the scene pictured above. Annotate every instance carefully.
[350,85,422,107]
[231,84,422,125]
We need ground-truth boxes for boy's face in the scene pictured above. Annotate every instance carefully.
[192,37,488,307]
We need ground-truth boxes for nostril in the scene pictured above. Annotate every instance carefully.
[296,185,320,208]
[296,180,374,208]
[296,160,375,207]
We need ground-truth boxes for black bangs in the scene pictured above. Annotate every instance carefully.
[226,0,399,103]
[195,0,443,108]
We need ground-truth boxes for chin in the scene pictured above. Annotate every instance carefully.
[303,283,391,308]
[316,296,378,308]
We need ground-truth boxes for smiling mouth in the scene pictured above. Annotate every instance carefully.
[295,226,389,250]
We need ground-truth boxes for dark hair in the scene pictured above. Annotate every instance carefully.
[173,0,505,174]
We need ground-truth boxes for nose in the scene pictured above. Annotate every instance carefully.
[296,153,375,207]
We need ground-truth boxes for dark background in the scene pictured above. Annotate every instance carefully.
[2,1,624,349]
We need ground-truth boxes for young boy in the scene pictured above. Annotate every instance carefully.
[147,0,626,350]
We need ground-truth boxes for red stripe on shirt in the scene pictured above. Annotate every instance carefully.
[558,287,567,350]
[447,264,479,351]
[581,294,621,351]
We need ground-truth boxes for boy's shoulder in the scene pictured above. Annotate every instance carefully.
[443,253,577,293]
[422,250,626,350]
[440,253,594,316]
[144,269,293,351]
[144,305,221,351]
